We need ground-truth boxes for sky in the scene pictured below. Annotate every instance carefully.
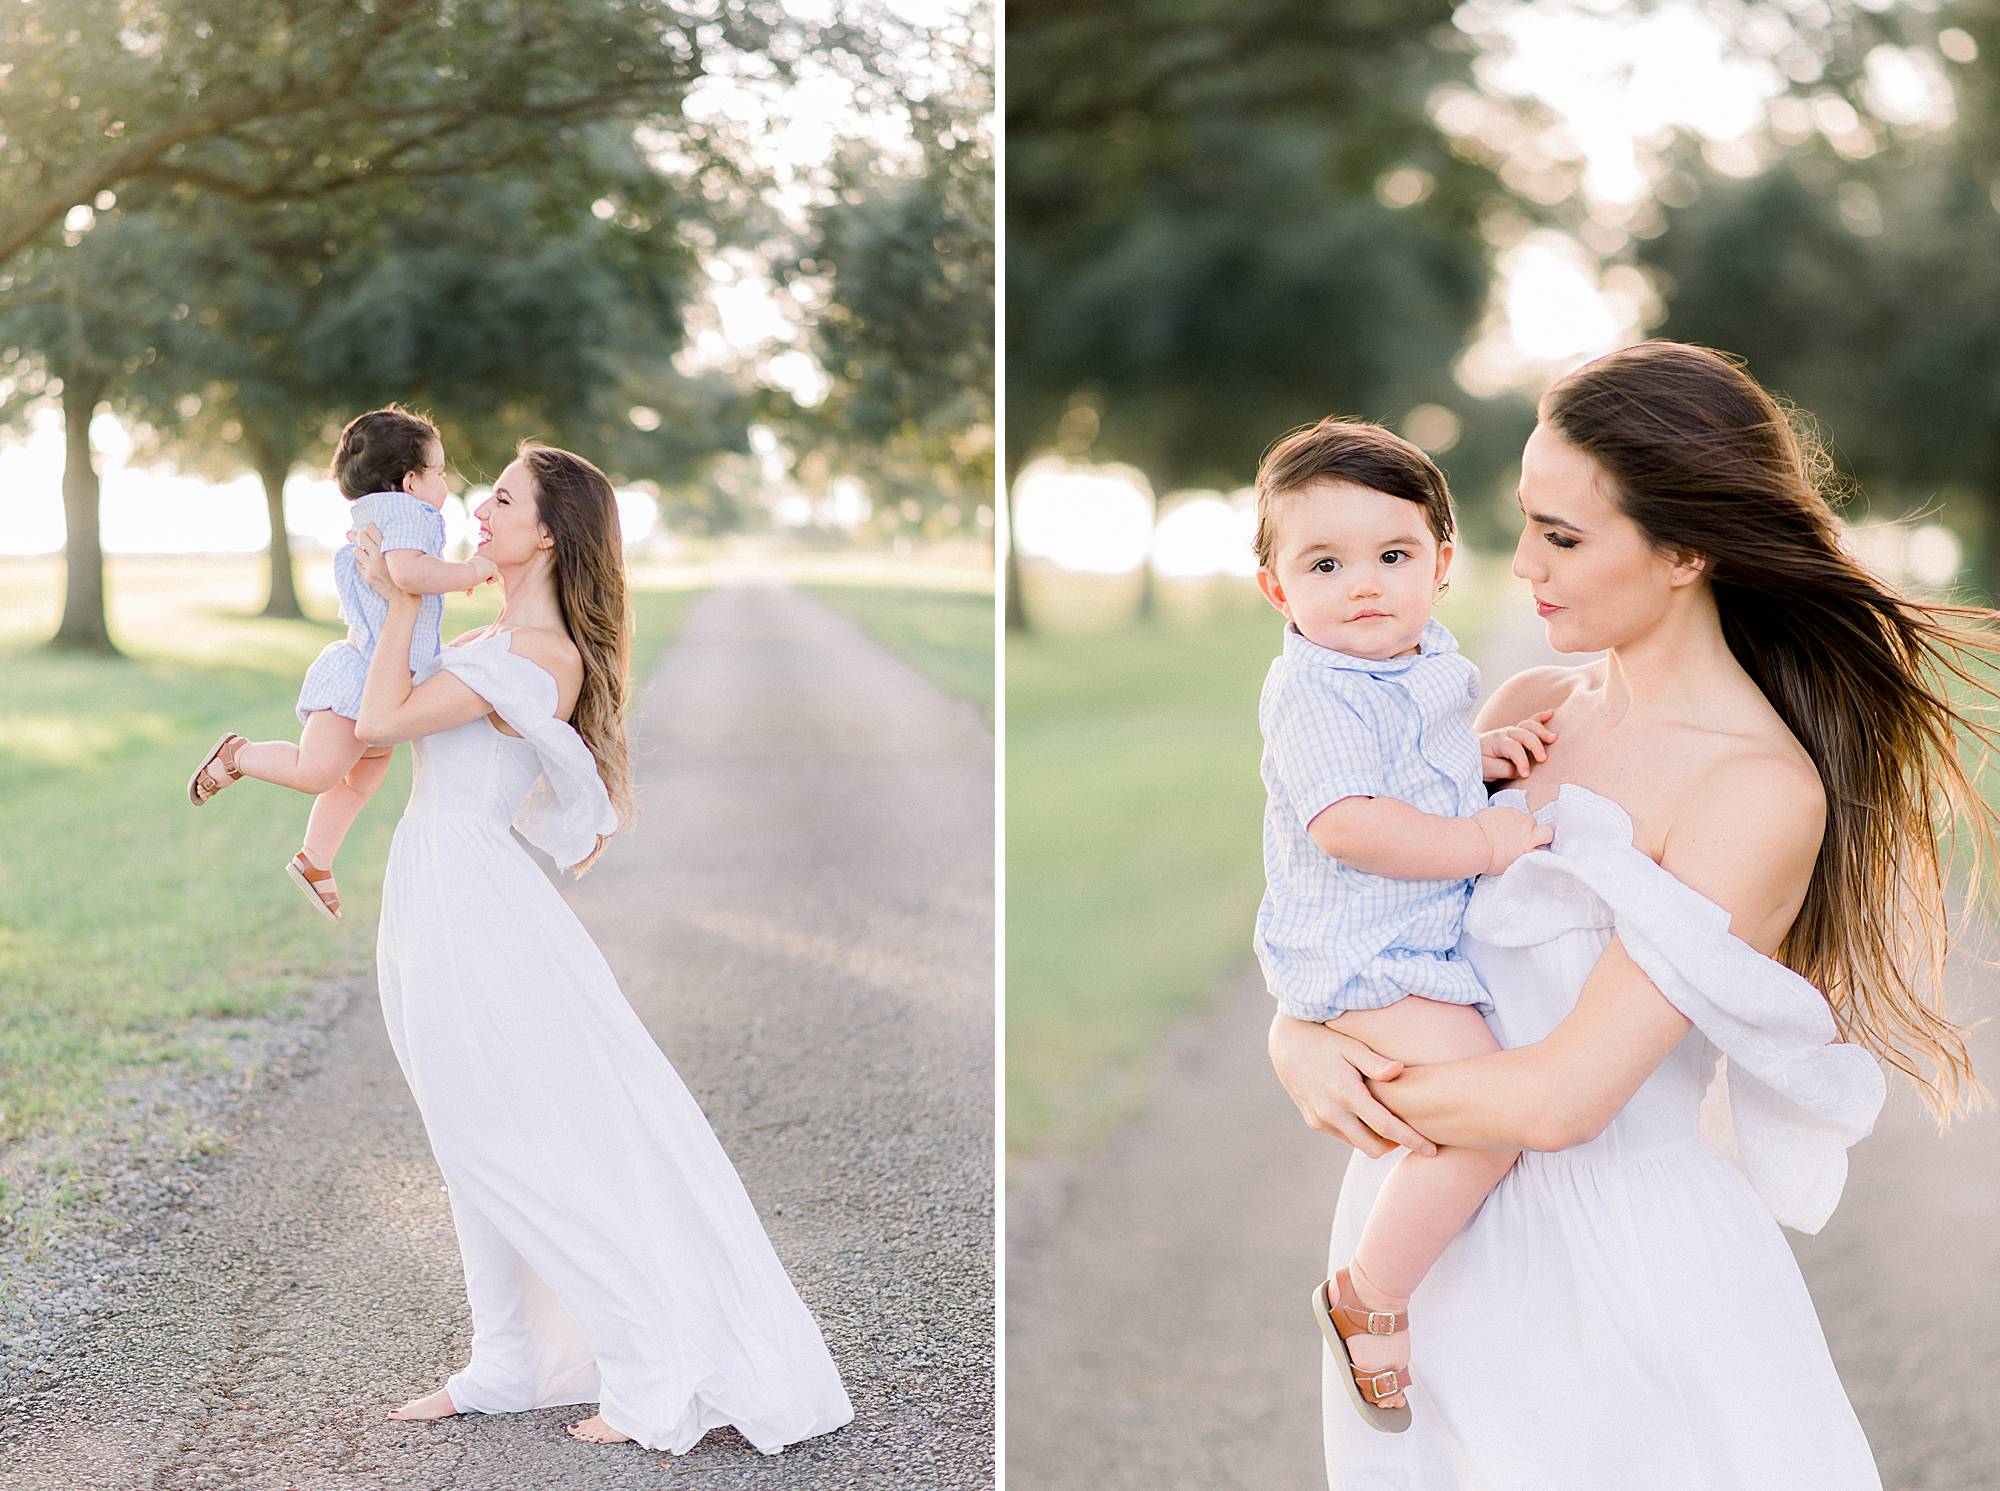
[3,0,986,557]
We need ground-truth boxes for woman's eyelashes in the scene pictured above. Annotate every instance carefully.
[1543,530,1578,550]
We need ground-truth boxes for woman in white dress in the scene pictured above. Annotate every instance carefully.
[1268,342,1991,1489]
[345,441,854,1453]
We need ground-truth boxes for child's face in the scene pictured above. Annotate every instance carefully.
[1256,480,1451,659]
[401,439,450,510]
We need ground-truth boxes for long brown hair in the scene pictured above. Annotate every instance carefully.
[1543,341,1993,1120]
[519,440,636,875]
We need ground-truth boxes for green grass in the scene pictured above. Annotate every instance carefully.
[0,555,699,1268]
[803,582,996,725]
[1005,564,1511,1160]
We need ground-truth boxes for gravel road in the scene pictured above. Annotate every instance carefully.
[1005,614,2000,1491]
[2,582,995,1490]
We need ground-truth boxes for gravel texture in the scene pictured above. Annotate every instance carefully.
[1,582,995,1490]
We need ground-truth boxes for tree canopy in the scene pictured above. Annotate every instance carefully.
[1007,0,1518,495]
[0,0,836,267]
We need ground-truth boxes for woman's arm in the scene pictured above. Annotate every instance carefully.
[1268,1013,1437,1157]
[1365,756,1825,1152]
[351,525,494,746]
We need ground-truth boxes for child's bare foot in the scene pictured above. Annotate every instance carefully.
[1342,1261,1412,1410]
[564,1414,633,1445]
[387,1387,459,1421]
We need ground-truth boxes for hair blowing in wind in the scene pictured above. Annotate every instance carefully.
[1543,341,1996,1122]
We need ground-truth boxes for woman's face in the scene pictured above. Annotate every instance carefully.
[1511,422,1697,653]
[473,458,551,567]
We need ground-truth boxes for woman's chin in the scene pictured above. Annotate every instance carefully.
[1542,615,1600,654]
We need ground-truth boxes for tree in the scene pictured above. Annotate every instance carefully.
[1005,0,1522,626]
[0,0,828,269]
[116,151,754,614]
[1641,141,2000,582]
[0,2,844,647]
[782,8,995,539]
[0,215,198,651]
[1634,3,2000,584]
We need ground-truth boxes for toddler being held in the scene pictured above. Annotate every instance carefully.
[185,406,497,921]
[1252,418,1554,1431]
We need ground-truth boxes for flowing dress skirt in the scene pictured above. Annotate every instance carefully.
[378,806,853,1453]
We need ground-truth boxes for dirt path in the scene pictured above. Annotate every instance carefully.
[1005,616,2000,1491]
[3,583,994,1490]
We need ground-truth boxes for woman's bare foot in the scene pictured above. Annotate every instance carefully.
[564,1414,633,1445]
[387,1387,459,1421]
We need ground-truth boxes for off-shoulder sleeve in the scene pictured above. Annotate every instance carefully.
[1465,791,1886,1233]
[417,632,619,870]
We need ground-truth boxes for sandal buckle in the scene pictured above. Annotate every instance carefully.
[1360,1367,1402,1399]
[1365,1310,1400,1335]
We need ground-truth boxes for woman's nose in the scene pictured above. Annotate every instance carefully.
[1512,534,1542,583]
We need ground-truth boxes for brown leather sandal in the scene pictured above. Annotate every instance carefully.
[188,733,247,805]
[1313,1267,1413,1434]
[286,850,341,923]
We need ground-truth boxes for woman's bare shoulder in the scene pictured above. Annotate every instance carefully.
[1474,659,1600,730]
[1658,743,1824,953]
[505,624,583,674]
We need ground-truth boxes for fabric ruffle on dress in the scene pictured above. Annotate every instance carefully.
[416,630,620,871]
[1466,783,1886,1233]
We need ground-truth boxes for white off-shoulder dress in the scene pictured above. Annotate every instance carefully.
[376,629,854,1454]
[1323,784,1887,1490]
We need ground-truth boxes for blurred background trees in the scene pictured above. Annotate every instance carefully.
[1005,0,2000,629]
[0,0,994,651]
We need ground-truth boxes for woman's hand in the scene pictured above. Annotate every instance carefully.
[348,523,407,600]
[1268,1013,1438,1158]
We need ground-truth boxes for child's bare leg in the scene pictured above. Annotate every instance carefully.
[235,711,369,795]
[1325,996,1518,1408]
[301,746,394,870]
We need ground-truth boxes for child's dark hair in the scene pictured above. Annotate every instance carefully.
[1254,418,1455,567]
[331,406,440,500]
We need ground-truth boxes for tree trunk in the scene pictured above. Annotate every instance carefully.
[250,434,305,619]
[51,373,118,654]
[1132,496,1160,624]
[1003,473,1030,632]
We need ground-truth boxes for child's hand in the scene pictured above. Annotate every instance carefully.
[464,554,500,597]
[1471,805,1554,875]
[1479,709,1557,782]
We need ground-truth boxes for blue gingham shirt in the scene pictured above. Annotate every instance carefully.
[295,490,446,724]
[334,490,445,656]
[1254,618,1492,1020]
